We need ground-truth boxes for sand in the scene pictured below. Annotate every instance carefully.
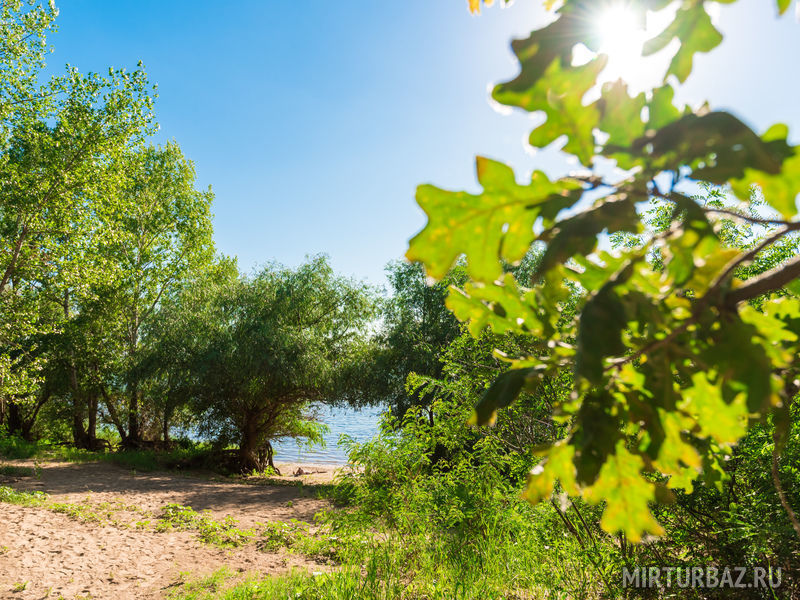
[0,459,343,599]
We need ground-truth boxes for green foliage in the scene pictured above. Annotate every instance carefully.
[151,255,375,471]
[357,260,465,418]
[0,485,47,506]
[157,503,255,547]
[407,0,800,542]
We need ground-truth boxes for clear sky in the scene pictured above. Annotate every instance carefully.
[46,0,799,286]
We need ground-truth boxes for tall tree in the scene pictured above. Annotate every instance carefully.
[98,142,214,446]
[0,1,156,431]
[369,261,465,419]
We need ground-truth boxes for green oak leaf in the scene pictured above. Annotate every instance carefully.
[447,271,572,338]
[701,319,773,414]
[595,80,646,148]
[643,3,723,83]
[575,283,628,384]
[521,59,606,165]
[652,409,702,493]
[537,195,639,276]
[647,85,682,130]
[678,371,748,445]
[523,442,578,504]
[469,365,542,426]
[571,390,623,484]
[731,145,800,219]
[631,112,793,184]
[584,441,665,542]
[407,157,581,282]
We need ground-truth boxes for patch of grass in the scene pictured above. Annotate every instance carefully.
[0,485,48,506]
[167,568,237,599]
[257,520,339,562]
[49,501,110,525]
[0,436,40,459]
[0,464,36,478]
[0,485,142,529]
[11,581,28,592]
[156,503,255,547]
[0,435,215,474]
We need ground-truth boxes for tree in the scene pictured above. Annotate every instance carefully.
[185,256,375,472]
[366,261,465,420]
[407,0,800,542]
[0,0,157,435]
[98,143,214,446]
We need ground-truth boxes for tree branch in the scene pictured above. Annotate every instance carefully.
[772,437,800,540]
[725,253,800,306]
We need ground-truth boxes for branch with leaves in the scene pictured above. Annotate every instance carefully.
[407,0,800,542]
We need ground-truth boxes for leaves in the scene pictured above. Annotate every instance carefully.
[643,2,723,83]
[409,0,800,544]
[575,284,628,384]
[630,112,794,184]
[584,442,665,542]
[523,442,578,504]
[678,371,748,446]
[491,0,612,166]
[470,366,541,426]
[537,196,640,275]
[731,145,800,219]
[407,157,581,282]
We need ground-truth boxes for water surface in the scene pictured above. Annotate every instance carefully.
[271,403,385,465]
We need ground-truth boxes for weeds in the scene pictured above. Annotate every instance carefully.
[0,464,36,478]
[156,503,255,547]
[0,485,48,507]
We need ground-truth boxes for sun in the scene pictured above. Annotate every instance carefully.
[593,3,653,90]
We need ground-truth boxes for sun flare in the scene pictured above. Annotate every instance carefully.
[593,3,652,89]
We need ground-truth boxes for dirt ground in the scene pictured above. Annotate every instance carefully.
[0,459,341,600]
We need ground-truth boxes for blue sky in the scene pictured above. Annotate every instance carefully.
[47,0,799,286]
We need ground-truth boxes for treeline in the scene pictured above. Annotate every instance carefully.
[0,3,378,472]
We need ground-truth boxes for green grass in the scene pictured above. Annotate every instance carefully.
[0,464,37,478]
[0,485,48,507]
[164,498,610,600]
[156,503,255,547]
[0,434,214,473]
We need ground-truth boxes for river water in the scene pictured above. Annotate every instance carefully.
[271,403,386,465]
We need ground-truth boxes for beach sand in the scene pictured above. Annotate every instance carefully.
[0,458,345,599]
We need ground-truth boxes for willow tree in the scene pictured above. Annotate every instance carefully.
[408,0,800,542]
[189,256,375,472]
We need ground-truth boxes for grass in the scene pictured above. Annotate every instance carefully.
[0,464,38,478]
[0,434,213,473]
[163,496,610,600]
[258,519,340,562]
[0,485,48,507]
[156,503,255,547]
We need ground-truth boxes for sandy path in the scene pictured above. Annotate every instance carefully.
[0,460,340,599]
[9,460,337,528]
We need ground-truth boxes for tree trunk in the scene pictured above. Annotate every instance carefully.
[126,304,141,447]
[239,414,261,472]
[71,394,88,449]
[6,402,26,440]
[86,392,98,449]
[127,382,140,446]
[162,414,170,444]
[101,387,127,445]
